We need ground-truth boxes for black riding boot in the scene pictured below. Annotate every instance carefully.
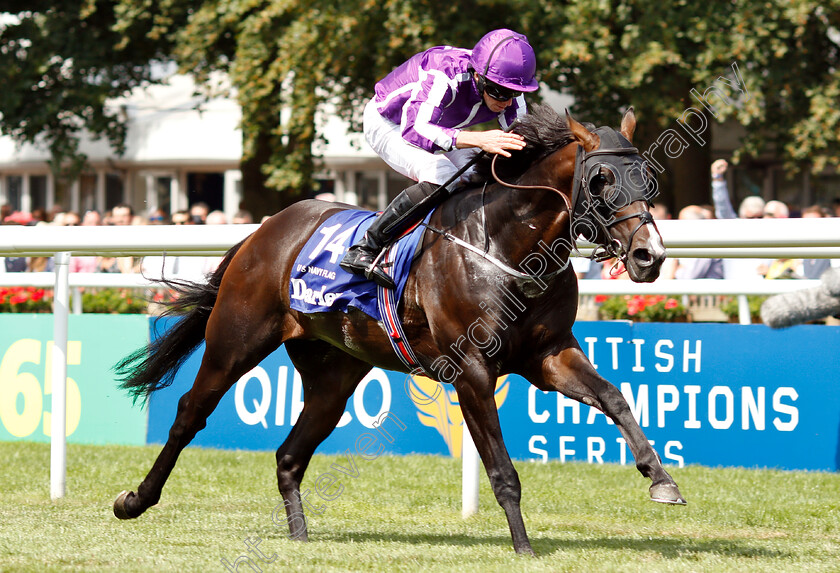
[340,181,443,289]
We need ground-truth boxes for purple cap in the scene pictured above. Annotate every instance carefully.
[469,29,539,92]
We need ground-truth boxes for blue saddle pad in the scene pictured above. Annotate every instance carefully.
[289,209,430,321]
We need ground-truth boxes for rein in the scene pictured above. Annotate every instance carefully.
[417,153,575,283]
[420,171,567,282]
[420,220,558,281]
[486,144,651,269]
[490,154,573,212]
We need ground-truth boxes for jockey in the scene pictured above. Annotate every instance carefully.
[339,28,539,288]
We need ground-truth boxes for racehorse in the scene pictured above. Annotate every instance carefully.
[113,104,685,555]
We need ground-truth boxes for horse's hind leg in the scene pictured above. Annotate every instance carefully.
[273,340,372,542]
[114,303,288,519]
[526,343,686,505]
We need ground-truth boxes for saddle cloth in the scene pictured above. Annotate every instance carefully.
[289,208,430,322]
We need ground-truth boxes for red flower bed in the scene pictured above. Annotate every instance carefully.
[0,286,54,313]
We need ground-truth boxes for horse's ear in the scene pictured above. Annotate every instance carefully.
[620,106,636,143]
[565,109,599,152]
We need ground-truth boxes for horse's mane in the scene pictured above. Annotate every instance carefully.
[474,103,588,181]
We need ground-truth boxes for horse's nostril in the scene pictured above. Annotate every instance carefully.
[633,248,652,264]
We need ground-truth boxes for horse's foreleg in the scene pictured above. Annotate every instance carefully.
[454,374,535,556]
[274,342,372,542]
[528,345,686,505]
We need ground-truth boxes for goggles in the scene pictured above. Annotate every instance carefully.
[481,77,522,101]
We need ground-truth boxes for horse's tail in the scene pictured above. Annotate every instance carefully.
[115,238,248,403]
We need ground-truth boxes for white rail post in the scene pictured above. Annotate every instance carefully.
[461,423,480,518]
[737,294,751,325]
[50,251,70,499]
[72,287,83,314]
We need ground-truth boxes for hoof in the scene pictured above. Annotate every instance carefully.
[114,490,138,519]
[649,482,687,505]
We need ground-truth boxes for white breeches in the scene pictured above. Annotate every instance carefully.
[363,98,479,188]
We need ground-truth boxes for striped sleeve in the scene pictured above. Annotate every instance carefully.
[398,69,458,153]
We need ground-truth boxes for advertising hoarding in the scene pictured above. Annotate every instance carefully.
[146,318,840,471]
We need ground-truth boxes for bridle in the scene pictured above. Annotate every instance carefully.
[490,126,658,267]
[569,127,657,262]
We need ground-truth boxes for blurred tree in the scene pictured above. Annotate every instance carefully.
[543,0,840,210]
[0,1,193,197]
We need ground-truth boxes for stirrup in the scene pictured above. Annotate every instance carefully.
[365,249,396,290]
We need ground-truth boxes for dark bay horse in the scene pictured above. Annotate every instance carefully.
[113,104,685,555]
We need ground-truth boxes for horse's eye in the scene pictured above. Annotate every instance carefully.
[598,174,616,196]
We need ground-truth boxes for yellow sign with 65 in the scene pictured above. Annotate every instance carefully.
[0,315,148,445]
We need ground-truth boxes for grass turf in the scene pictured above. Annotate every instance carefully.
[0,442,838,572]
